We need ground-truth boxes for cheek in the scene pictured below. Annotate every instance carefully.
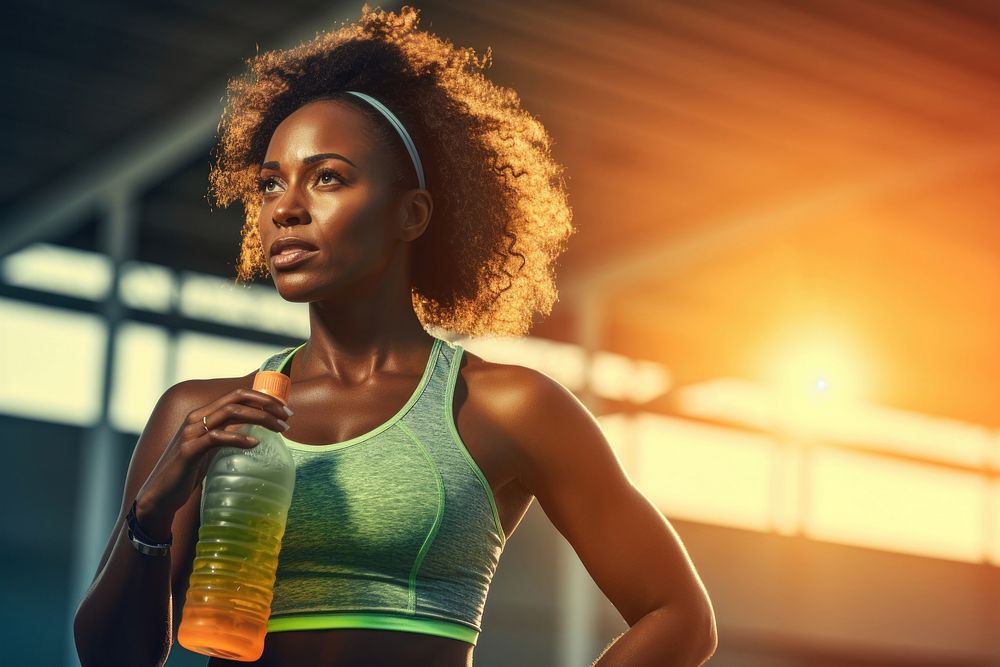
[323,194,395,244]
[316,211,394,269]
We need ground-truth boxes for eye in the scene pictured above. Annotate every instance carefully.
[316,168,344,186]
[257,176,279,194]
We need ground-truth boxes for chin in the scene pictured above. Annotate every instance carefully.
[271,273,319,300]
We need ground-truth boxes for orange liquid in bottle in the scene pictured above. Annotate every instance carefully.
[177,371,294,661]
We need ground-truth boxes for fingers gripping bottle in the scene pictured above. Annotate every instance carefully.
[177,370,295,661]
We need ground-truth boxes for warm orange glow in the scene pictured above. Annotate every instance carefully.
[759,324,871,407]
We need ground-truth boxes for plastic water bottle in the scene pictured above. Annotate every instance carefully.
[177,370,295,661]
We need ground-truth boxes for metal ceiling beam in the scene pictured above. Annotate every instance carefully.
[0,1,402,259]
[561,142,1000,302]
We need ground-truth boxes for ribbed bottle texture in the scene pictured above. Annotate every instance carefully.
[177,371,295,661]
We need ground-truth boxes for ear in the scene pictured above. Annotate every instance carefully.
[397,188,433,243]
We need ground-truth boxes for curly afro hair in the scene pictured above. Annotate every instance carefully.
[207,3,575,337]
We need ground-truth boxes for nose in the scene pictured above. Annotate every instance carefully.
[273,208,309,227]
[272,192,311,228]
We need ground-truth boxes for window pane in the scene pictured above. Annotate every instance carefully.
[0,298,105,425]
[807,446,986,562]
[634,414,774,531]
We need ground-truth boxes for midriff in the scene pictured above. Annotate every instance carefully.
[204,627,474,667]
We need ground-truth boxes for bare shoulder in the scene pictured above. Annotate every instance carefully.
[171,372,256,404]
[136,374,255,443]
[457,346,576,415]
[455,346,559,405]
[456,346,595,486]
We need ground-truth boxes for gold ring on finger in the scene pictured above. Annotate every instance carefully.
[203,415,210,433]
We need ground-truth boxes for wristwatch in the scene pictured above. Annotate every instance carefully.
[126,498,173,557]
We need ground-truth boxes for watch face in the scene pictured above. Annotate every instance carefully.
[126,505,171,546]
[127,526,169,556]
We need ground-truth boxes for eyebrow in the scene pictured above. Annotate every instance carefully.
[260,152,357,171]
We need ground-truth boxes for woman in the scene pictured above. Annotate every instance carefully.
[73,5,717,666]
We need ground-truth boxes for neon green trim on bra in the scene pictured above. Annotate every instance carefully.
[272,337,442,452]
[266,611,479,645]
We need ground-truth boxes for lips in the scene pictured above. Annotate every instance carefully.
[271,247,316,271]
[269,237,319,257]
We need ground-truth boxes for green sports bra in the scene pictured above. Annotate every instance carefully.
[257,335,507,646]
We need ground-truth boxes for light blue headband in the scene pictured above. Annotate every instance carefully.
[344,90,426,190]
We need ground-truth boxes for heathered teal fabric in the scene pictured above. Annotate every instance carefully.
[256,336,507,641]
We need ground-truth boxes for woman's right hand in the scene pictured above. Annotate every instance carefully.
[133,387,293,540]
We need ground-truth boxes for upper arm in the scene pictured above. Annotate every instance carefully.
[88,379,208,631]
[505,368,714,628]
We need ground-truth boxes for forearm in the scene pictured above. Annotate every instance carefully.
[591,606,718,667]
[73,514,174,667]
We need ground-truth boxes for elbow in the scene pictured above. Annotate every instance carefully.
[72,613,104,667]
[73,608,171,667]
[639,594,718,667]
[664,591,717,666]
[701,616,719,664]
[692,597,718,665]
[73,603,95,666]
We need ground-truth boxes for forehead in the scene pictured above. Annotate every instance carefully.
[264,99,377,163]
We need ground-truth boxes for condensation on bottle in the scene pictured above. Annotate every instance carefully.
[177,370,295,661]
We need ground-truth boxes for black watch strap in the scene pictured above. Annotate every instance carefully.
[126,499,172,557]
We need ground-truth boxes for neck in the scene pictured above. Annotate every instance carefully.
[299,248,433,382]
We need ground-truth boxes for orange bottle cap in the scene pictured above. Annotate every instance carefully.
[253,370,291,404]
